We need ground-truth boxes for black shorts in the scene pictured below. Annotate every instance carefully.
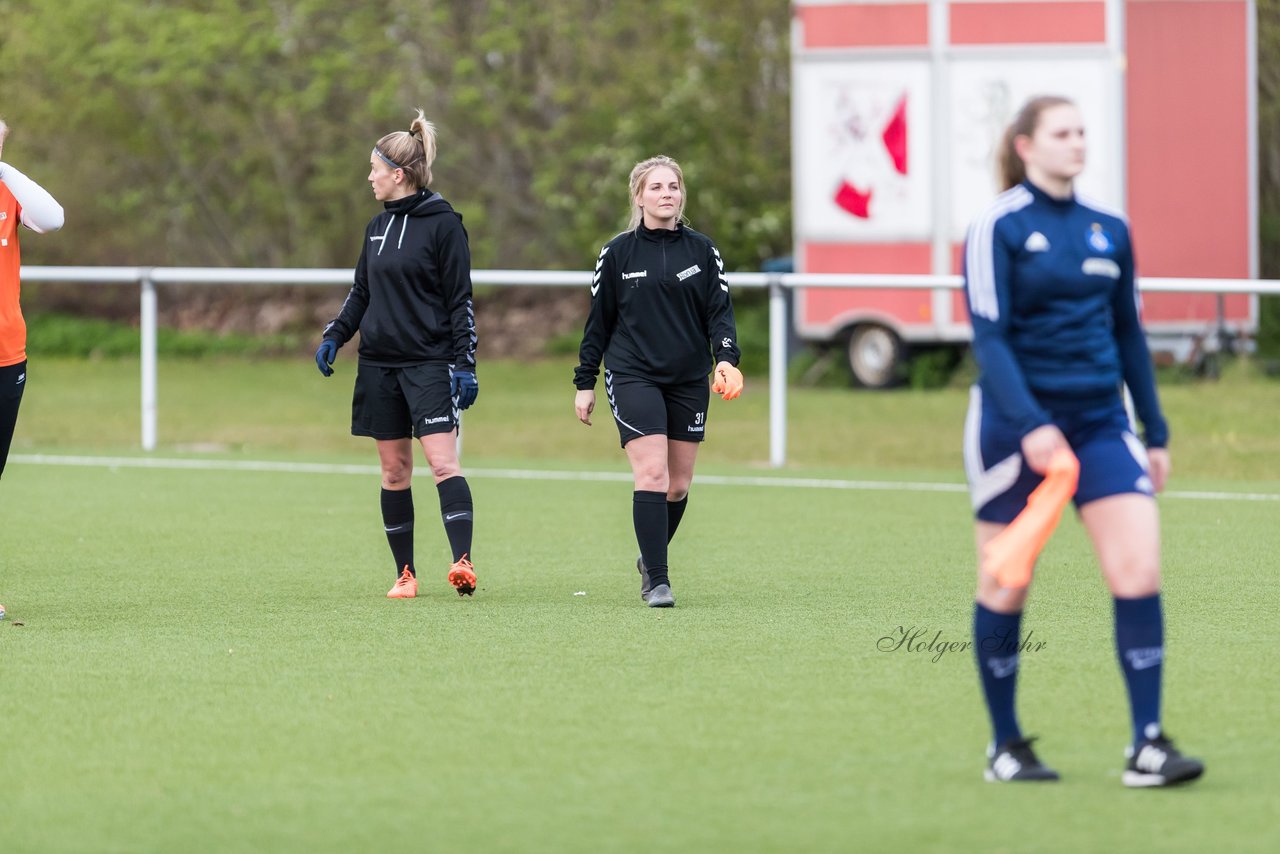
[0,360,27,478]
[352,362,457,440]
[604,369,709,448]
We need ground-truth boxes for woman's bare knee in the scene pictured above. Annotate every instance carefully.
[428,459,461,481]
[1082,495,1161,598]
[1102,551,1161,597]
[625,436,670,492]
[634,466,668,492]
[381,464,412,489]
[418,434,461,483]
[976,569,1031,612]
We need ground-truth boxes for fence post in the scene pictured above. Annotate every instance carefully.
[768,274,787,468]
[140,269,157,451]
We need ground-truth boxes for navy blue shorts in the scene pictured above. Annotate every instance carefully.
[963,386,1154,524]
[351,362,458,440]
[604,370,709,448]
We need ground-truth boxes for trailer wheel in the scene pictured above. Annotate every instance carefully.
[846,324,903,388]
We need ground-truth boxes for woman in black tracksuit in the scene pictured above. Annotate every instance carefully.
[574,155,743,608]
[315,110,479,600]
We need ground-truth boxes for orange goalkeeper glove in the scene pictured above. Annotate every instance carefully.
[711,362,743,400]
[982,448,1079,589]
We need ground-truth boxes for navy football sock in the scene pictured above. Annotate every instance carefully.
[974,602,1024,747]
[1115,593,1164,744]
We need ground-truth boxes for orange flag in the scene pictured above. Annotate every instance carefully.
[982,448,1080,589]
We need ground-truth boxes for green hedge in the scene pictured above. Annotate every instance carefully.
[24,313,302,358]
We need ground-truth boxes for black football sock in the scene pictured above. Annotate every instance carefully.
[436,475,474,563]
[667,495,689,543]
[380,487,415,577]
[633,490,669,588]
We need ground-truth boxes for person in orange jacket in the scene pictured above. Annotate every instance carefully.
[1,117,65,482]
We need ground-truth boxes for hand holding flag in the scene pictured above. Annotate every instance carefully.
[982,448,1080,589]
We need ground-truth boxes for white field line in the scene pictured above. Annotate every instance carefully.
[10,453,1279,502]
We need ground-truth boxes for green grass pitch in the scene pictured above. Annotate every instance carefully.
[1,357,1278,851]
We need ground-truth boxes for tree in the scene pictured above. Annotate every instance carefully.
[0,0,792,272]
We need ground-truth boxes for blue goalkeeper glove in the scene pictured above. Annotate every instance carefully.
[315,340,338,377]
[450,369,479,410]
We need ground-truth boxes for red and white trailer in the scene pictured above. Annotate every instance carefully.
[790,0,1258,386]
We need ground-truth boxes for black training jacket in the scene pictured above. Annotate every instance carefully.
[574,223,740,389]
[323,189,477,369]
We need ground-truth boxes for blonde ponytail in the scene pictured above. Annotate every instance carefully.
[374,108,438,190]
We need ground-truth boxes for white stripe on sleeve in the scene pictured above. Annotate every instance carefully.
[965,186,1033,321]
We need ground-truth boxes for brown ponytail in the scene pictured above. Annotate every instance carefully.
[998,95,1074,191]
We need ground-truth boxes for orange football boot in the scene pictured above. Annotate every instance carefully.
[387,566,417,599]
[448,554,476,597]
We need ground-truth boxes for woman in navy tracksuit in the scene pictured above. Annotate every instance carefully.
[963,96,1203,787]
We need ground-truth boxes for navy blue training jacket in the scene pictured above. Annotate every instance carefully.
[963,180,1168,447]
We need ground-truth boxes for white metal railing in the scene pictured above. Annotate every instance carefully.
[19,266,1280,465]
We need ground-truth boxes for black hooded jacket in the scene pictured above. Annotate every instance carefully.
[323,189,477,369]
[574,223,740,389]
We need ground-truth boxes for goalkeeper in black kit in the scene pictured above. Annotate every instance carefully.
[573,155,743,608]
[315,110,479,600]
